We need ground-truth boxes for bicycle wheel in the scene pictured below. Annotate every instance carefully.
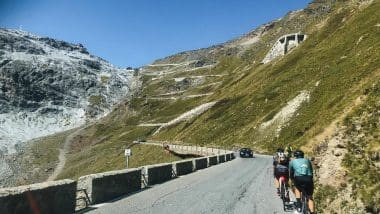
[301,191,308,214]
[280,180,285,200]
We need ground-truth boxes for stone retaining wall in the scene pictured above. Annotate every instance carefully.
[143,163,173,185]
[174,160,194,176]
[78,168,141,204]
[218,154,226,163]
[194,157,208,170]
[0,179,76,214]
[208,155,218,166]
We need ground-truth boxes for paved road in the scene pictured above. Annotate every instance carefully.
[86,155,296,214]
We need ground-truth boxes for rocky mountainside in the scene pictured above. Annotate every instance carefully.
[3,0,379,213]
[0,29,137,155]
[0,29,137,185]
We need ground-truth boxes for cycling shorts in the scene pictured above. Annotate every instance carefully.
[294,176,314,196]
[274,167,289,180]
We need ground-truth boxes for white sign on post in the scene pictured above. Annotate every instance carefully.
[125,149,131,156]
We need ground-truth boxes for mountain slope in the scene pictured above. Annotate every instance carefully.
[0,29,137,186]
[0,29,137,154]
[8,0,379,212]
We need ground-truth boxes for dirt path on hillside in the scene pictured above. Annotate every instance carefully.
[46,127,84,181]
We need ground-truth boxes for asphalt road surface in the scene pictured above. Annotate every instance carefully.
[85,155,297,214]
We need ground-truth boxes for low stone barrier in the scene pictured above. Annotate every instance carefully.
[226,153,231,161]
[208,155,218,166]
[231,152,236,159]
[194,157,208,170]
[0,179,76,214]
[0,143,237,212]
[78,168,141,204]
[218,154,226,163]
[174,160,194,176]
[143,163,173,185]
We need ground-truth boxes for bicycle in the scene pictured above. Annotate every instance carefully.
[279,176,290,211]
[298,184,310,214]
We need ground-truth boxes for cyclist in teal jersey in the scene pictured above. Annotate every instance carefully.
[289,150,315,214]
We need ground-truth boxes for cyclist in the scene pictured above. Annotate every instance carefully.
[273,148,284,159]
[273,148,284,163]
[273,152,290,197]
[289,150,315,214]
[285,144,293,158]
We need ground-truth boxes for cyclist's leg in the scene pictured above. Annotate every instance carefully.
[274,170,280,195]
[275,178,280,195]
[308,197,315,214]
[304,176,315,214]
[274,176,280,189]
[293,177,302,210]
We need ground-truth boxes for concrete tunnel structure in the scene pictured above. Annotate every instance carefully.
[262,33,307,64]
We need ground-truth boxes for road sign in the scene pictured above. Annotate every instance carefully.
[125,149,131,156]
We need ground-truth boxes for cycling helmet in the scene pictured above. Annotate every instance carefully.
[294,150,304,158]
[278,152,287,163]
[276,148,284,153]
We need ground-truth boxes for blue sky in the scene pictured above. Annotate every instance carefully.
[0,0,311,68]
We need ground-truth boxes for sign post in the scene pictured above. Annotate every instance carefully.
[124,149,132,168]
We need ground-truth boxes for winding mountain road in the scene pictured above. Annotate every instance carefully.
[86,155,297,214]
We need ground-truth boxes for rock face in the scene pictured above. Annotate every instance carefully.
[0,28,136,155]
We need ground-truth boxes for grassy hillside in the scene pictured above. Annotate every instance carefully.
[154,1,379,153]
[25,0,379,212]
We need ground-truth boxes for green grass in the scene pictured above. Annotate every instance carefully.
[153,2,380,153]
[15,131,69,185]
[29,133,66,166]
[340,82,380,212]
[57,126,186,180]
[58,143,185,180]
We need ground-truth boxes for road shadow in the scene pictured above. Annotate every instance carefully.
[74,186,154,213]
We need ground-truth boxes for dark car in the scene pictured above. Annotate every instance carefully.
[239,148,253,158]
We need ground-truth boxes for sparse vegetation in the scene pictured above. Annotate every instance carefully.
[340,83,380,212]
[100,75,110,84]
[89,95,106,106]
[314,184,338,213]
